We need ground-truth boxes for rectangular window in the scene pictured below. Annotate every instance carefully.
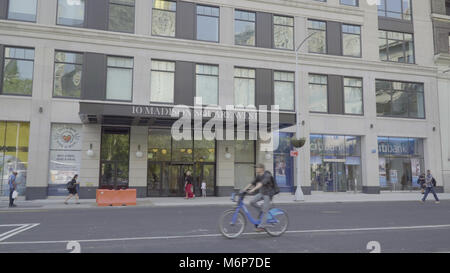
[340,0,358,6]
[109,0,135,33]
[309,74,328,113]
[106,56,133,101]
[376,80,424,118]
[53,51,83,98]
[151,0,176,37]
[234,67,255,107]
[0,121,30,196]
[235,10,255,46]
[196,64,219,105]
[7,0,37,22]
[196,5,219,42]
[151,60,175,103]
[274,71,295,111]
[57,0,85,27]
[48,124,82,196]
[378,0,411,21]
[344,77,363,115]
[308,20,327,54]
[273,15,294,50]
[342,24,361,57]
[2,47,34,96]
[379,30,414,64]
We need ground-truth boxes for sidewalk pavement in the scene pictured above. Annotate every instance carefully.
[1,191,449,211]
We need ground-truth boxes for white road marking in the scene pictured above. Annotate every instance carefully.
[0,224,40,242]
[0,224,449,245]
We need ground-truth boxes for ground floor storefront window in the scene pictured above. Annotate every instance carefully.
[48,124,82,196]
[147,129,216,197]
[378,137,424,191]
[274,132,294,192]
[100,127,130,189]
[0,121,29,196]
[310,134,362,192]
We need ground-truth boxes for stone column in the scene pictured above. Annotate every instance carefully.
[26,46,53,200]
[79,125,101,199]
[129,126,148,197]
[216,140,235,196]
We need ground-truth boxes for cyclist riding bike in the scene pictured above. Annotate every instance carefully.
[242,163,278,232]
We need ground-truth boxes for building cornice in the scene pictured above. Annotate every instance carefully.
[431,13,450,23]
[0,20,438,78]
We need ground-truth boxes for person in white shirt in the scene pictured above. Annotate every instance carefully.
[201,181,207,198]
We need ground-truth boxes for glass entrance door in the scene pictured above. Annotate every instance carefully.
[167,165,193,197]
[323,162,347,192]
[194,163,215,196]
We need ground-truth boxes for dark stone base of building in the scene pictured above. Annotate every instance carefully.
[292,186,312,195]
[130,187,147,198]
[216,186,235,197]
[25,187,47,200]
[435,186,444,193]
[362,186,380,194]
[78,187,98,199]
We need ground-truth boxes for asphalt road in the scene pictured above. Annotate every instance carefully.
[1,200,450,253]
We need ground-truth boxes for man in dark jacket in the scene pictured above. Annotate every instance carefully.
[421,170,440,204]
[242,163,276,231]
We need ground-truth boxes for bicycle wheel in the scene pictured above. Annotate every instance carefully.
[265,208,289,237]
[219,209,246,239]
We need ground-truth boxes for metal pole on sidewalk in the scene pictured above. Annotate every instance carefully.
[294,31,318,202]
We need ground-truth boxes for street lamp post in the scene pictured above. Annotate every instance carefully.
[294,31,318,201]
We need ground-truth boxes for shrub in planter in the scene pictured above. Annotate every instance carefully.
[291,137,306,148]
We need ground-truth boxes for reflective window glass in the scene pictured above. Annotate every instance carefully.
[7,0,37,22]
[57,0,85,27]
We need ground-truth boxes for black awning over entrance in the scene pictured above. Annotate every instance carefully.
[79,102,296,130]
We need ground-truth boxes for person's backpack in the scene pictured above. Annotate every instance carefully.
[432,178,437,187]
[266,171,280,196]
[66,181,75,190]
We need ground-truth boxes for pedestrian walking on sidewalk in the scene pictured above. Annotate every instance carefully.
[418,173,426,194]
[201,181,207,198]
[185,171,195,199]
[8,171,18,208]
[64,174,80,205]
[421,170,440,204]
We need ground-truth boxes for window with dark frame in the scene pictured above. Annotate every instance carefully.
[274,71,295,111]
[342,24,361,57]
[196,64,219,105]
[376,80,425,119]
[106,56,134,101]
[273,15,294,50]
[344,77,363,115]
[196,5,220,42]
[108,0,135,33]
[151,0,176,37]
[379,30,414,64]
[234,10,256,46]
[378,0,412,21]
[53,51,84,99]
[234,67,256,107]
[150,60,175,104]
[309,74,328,113]
[308,19,327,54]
[7,0,37,22]
[340,0,358,7]
[1,47,35,96]
[57,0,86,27]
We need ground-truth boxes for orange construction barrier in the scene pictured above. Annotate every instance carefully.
[96,189,137,207]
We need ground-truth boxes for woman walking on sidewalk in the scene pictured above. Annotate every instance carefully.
[421,170,440,204]
[64,174,80,204]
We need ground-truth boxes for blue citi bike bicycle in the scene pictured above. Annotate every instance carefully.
[219,191,289,238]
